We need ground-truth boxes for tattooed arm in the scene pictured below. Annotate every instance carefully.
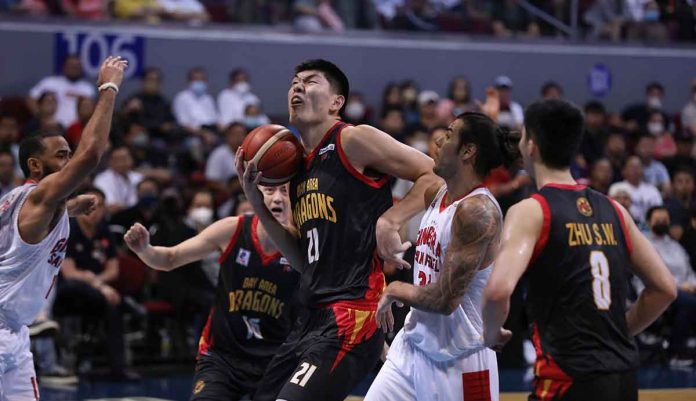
[376,195,501,332]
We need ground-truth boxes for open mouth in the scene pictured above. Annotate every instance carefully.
[291,96,303,106]
[271,207,283,214]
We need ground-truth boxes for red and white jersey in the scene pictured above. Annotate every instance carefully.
[0,184,69,331]
[402,185,501,362]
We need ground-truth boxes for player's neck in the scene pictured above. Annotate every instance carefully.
[445,169,482,204]
[533,162,575,190]
[297,118,340,153]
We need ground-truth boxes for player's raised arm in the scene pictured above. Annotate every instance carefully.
[124,217,238,272]
[376,195,501,332]
[341,124,442,269]
[482,198,543,349]
[613,203,677,335]
[20,57,127,243]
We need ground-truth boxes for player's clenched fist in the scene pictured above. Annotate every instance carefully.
[124,223,150,253]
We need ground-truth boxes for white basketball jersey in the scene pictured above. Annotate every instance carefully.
[402,185,501,362]
[0,184,69,331]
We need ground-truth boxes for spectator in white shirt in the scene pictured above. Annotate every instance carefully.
[635,133,672,195]
[94,146,144,214]
[173,68,218,147]
[28,55,95,128]
[205,122,246,197]
[493,75,524,130]
[681,78,696,134]
[217,69,261,129]
[158,0,208,22]
[609,155,663,225]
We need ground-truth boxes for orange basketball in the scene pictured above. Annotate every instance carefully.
[241,124,304,185]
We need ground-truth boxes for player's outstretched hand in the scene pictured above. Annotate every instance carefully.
[235,148,264,207]
[97,56,129,87]
[486,328,513,353]
[376,217,412,270]
[124,223,150,253]
[376,283,404,334]
[66,194,98,217]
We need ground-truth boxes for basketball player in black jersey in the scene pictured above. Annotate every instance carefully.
[236,60,439,401]
[482,99,677,401]
[123,184,300,401]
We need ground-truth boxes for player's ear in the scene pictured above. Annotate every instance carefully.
[459,143,477,162]
[331,94,345,115]
[27,157,42,176]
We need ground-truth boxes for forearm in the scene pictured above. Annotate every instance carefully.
[75,90,116,159]
[97,261,119,284]
[626,286,675,336]
[482,296,510,345]
[380,172,441,227]
[254,204,303,272]
[135,245,177,271]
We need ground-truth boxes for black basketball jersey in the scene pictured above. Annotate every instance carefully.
[525,183,639,380]
[198,215,300,362]
[290,122,392,307]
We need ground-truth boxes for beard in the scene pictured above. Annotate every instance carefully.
[42,164,58,177]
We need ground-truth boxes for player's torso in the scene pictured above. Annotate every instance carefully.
[290,122,392,306]
[202,215,300,360]
[0,184,69,330]
[403,185,500,362]
[526,184,638,378]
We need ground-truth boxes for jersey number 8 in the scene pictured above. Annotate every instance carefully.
[590,251,611,311]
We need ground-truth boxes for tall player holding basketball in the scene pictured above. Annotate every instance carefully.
[483,99,676,401]
[0,57,126,398]
[236,60,439,401]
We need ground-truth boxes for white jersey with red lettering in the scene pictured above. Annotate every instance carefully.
[403,184,501,361]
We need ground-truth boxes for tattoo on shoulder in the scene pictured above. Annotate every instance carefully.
[454,196,501,243]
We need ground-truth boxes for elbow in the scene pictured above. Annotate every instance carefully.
[665,280,678,303]
[483,283,511,306]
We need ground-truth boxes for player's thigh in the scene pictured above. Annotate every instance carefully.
[0,349,39,401]
[459,348,499,401]
[252,340,304,401]
[190,354,252,401]
[560,371,637,401]
[364,359,415,401]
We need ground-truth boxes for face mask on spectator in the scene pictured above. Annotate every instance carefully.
[245,117,266,129]
[651,223,669,236]
[648,122,663,136]
[643,9,660,22]
[139,193,158,210]
[345,102,366,121]
[647,96,662,110]
[409,140,429,154]
[132,131,149,147]
[190,80,208,96]
[497,111,514,128]
[233,82,250,93]
[189,207,213,227]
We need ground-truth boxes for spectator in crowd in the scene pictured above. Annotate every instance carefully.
[379,106,406,141]
[635,133,672,194]
[648,110,677,159]
[680,208,696,269]
[540,81,563,99]
[579,101,609,171]
[665,167,695,240]
[28,55,95,128]
[606,131,628,182]
[381,82,402,115]
[61,0,108,19]
[217,69,260,129]
[681,78,696,134]
[242,101,270,130]
[609,181,635,215]
[173,68,218,148]
[622,81,669,133]
[293,0,345,32]
[343,92,371,125]
[438,76,474,121]
[128,67,178,142]
[583,0,626,41]
[25,91,63,136]
[493,75,523,129]
[110,178,161,242]
[663,129,696,177]
[65,96,95,148]
[54,187,137,380]
[400,80,420,124]
[0,149,18,198]
[205,122,245,198]
[491,0,538,38]
[407,89,443,137]
[625,0,669,42]
[389,0,440,32]
[232,192,253,215]
[94,146,144,214]
[184,188,219,286]
[588,158,613,195]
[0,113,22,178]
[643,206,696,366]
[113,0,164,20]
[158,0,208,22]
[610,155,662,225]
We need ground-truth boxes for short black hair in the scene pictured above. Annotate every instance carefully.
[381,106,404,119]
[672,166,695,180]
[187,67,206,81]
[143,67,162,80]
[0,148,15,163]
[78,185,106,200]
[294,59,349,114]
[18,132,63,178]
[646,205,668,222]
[229,68,248,82]
[584,101,606,115]
[524,99,584,169]
[137,177,160,193]
[224,122,247,134]
[454,112,520,178]
[541,81,563,97]
[646,82,664,94]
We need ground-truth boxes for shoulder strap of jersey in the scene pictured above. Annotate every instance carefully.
[218,214,248,264]
[528,193,552,269]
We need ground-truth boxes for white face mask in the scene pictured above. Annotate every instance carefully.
[409,140,429,154]
[189,207,213,227]
[345,102,365,120]
[647,96,662,110]
[497,111,514,128]
[233,82,250,93]
[648,122,663,136]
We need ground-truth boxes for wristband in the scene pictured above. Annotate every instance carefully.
[98,82,119,94]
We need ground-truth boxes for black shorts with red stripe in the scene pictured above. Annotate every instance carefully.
[529,371,637,401]
[252,300,384,401]
[191,350,269,401]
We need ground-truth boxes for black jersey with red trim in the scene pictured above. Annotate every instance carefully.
[525,184,638,380]
[198,214,300,361]
[290,122,392,307]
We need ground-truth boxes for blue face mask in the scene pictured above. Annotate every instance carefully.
[190,80,208,96]
[245,117,265,129]
[644,9,659,22]
[138,193,158,210]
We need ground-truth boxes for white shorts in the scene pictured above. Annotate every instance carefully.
[365,330,498,401]
[0,326,39,401]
